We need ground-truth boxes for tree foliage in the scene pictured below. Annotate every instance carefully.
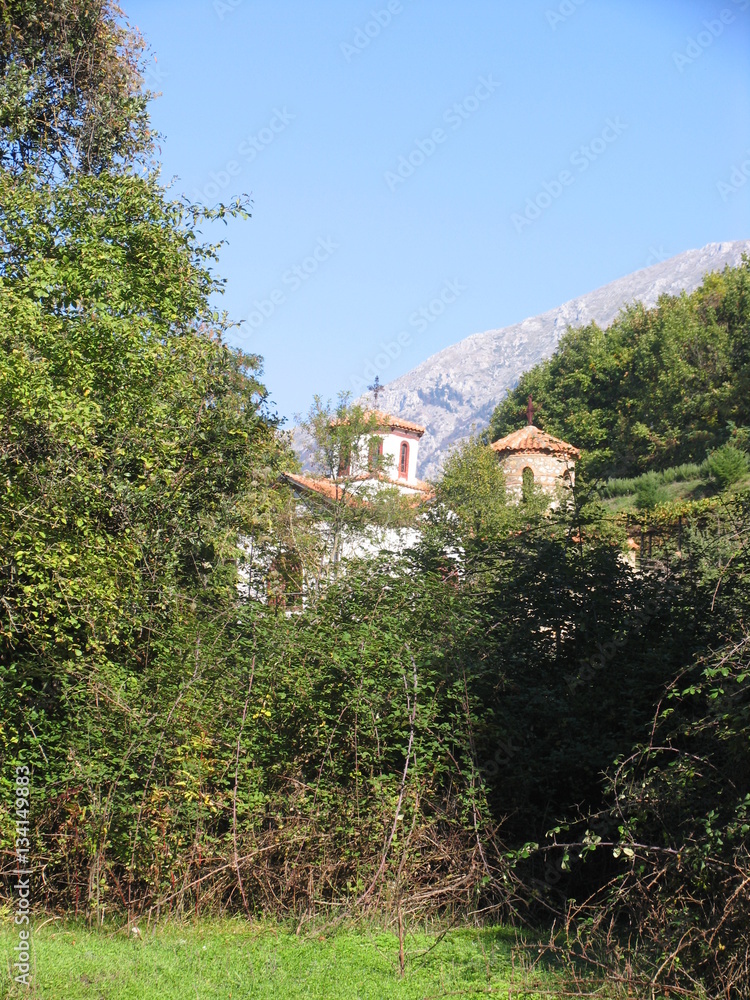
[3,7,750,998]
[706,442,750,489]
[549,494,750,999]
[0,0,153,177]
[489,259,750,479]
[0,0,293,921]
[434,435,509,539]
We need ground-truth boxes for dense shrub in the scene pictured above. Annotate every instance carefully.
[706,442,750,489]
[634,472,668,510]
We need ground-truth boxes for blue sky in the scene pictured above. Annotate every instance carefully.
[127,0,750,422]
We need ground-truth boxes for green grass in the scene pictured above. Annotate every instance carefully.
[1,918,554,999]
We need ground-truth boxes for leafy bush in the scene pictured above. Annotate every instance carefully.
[660,461,703,484]
[600,476,635,498]
[705,443,750,489]
[634,472,669,510]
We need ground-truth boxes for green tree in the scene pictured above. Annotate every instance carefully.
[0,1,295,918]
[295,394,418,576]
[634,471,668,510]
[435,435,509,538]
[0,165,294,912]
[0,0,154,177]
[561,495,750,999]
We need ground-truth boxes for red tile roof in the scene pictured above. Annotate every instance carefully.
[367,410,426,436]
[283,473,357,503]
[490,424,580,458]
[329,410,425,435]
[374,473,434,495]
[282,472,433,503]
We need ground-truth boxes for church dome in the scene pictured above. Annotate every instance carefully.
[490,424,580,459]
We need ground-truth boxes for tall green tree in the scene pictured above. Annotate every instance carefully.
[0,0,294,918]
[0,0,153,177]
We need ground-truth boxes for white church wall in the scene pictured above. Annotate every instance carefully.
[380,430,420,484]
[346,429,422,485]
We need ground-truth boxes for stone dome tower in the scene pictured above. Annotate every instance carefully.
[490,400,580,498]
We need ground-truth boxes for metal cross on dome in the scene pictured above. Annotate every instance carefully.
[520,394,539,426]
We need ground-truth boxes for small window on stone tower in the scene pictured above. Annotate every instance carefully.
[522,466,534,498]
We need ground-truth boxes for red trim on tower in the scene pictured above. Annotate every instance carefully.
[398,441,409,479]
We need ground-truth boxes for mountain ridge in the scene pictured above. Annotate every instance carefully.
[364,241,750,480]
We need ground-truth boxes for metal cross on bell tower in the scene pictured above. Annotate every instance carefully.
[368,376,384,406]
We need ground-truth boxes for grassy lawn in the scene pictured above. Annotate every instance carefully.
[1,918,555,999]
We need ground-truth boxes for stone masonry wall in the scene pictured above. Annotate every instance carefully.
[499,450,575,497]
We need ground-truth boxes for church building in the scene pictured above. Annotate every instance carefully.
[284,410,432,500]
[257,410,431,607]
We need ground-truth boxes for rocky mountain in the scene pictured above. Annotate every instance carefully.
[367,241,750,481]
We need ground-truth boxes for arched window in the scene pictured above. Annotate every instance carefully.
[398,441,409,479]
[522,466,534,497]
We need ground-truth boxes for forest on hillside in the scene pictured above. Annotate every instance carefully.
[489,262,750,480]
[1,4,749,999]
